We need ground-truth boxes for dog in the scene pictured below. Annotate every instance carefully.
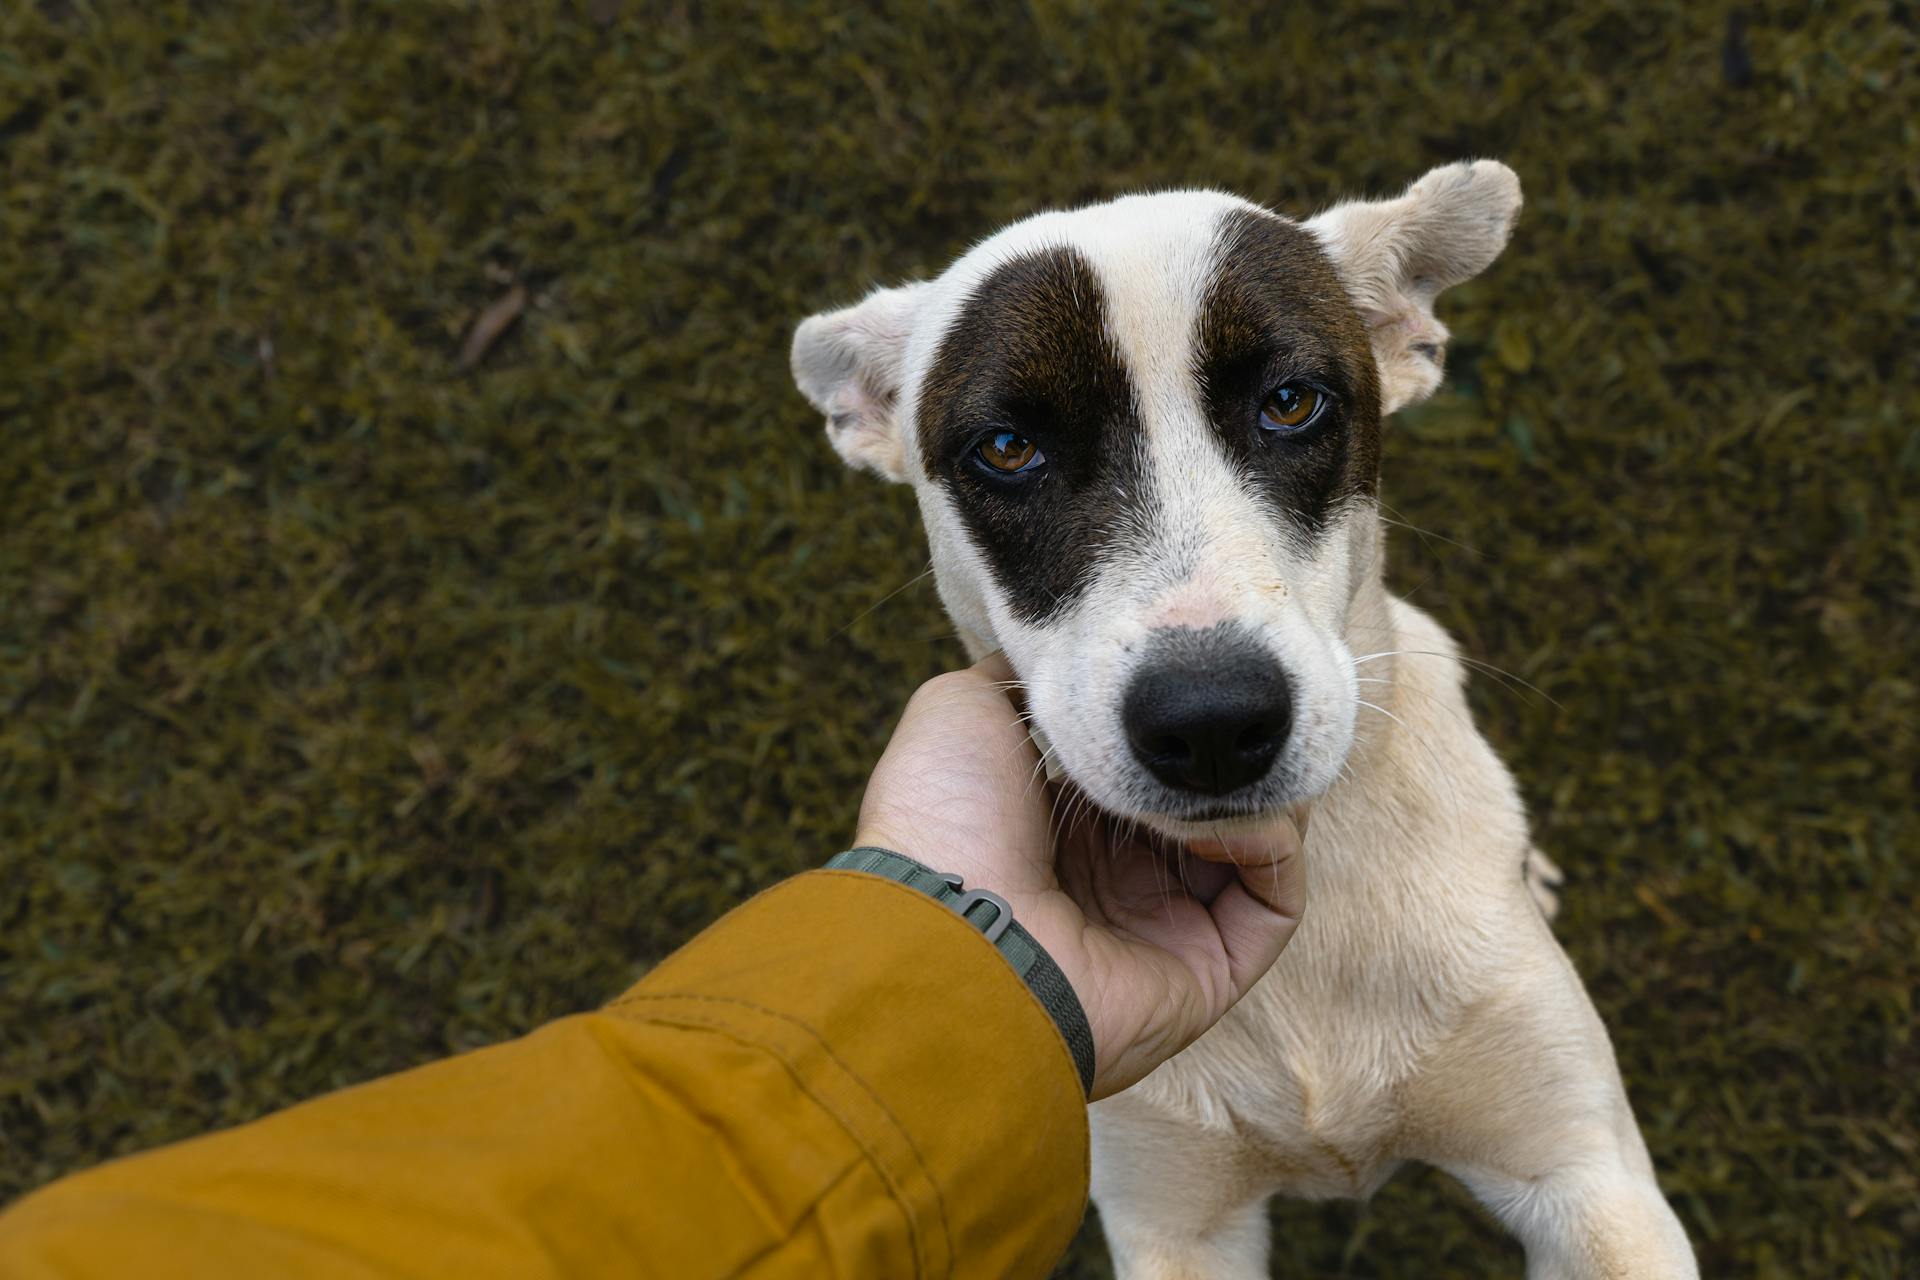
[791,161,1697,1278]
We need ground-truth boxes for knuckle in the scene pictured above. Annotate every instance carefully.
[918,669,982,704]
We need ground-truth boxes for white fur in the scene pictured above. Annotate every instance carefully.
[793,161,1696,1277]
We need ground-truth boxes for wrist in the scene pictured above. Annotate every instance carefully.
[825,846,1096,1096]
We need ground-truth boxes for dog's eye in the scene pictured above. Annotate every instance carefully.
[974,430,1044,474]
[1259,385,1327,433]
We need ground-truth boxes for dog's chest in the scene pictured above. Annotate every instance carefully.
[1117,835,1517,1200]
[1122,932,1466,1199]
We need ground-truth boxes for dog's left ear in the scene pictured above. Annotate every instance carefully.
[791,282,929,482]
[1308,160,1522,415]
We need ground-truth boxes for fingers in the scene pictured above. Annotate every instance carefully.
[971,650,1017,685]
[1209,871,1304,996]
[1203,813,1308,996]
[912,650,1015,698]
[854,650,1057,889]
[1185,804,1311,867]
[892,652,1023,742]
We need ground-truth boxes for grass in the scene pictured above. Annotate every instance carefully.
[1,1,1915,1274]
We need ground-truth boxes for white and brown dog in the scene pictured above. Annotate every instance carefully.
[792,161,1697,1279]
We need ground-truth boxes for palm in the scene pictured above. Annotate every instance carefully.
[855,660,1305,1099]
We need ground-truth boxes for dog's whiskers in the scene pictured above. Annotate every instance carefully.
[1377,500,1486,560]
[831,563,934,639]
[1021,734,1060,800]
[1355,675,1477,733]
[1350,648,1562,710]
[1355,696,1466,850]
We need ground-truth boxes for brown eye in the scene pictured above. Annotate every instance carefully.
[975,429,1044,474]
[1259,385,1325,433]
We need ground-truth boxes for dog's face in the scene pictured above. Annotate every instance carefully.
[795,162,1520,836]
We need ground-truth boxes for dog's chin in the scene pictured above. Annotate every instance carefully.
[1134,803,1305,846]
[1079,771,1332,846]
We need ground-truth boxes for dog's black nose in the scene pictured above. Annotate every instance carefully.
[1122,628,1292,796]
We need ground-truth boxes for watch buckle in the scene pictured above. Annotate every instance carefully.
[949,887,1013,945]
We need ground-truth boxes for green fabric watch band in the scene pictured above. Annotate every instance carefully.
[825,846,1097,1096]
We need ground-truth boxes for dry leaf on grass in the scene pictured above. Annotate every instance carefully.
[457,284,527,371]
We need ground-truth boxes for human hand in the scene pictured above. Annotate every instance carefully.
[853,654,1307,1099]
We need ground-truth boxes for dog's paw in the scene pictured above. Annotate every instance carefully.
[1523,844,1565,921]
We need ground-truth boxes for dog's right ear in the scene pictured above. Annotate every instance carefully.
[791,283,929,482]
[1307,160,1522,415]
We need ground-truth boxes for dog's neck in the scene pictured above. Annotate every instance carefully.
[1340,545,1404,767]
[1313,523,1531,908]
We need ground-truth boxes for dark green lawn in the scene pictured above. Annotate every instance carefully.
[2,2,1914,1275]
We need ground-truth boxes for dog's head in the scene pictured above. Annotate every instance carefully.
[794,162,1520,836]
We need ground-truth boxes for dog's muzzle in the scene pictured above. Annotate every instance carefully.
[1121,624,1293,797]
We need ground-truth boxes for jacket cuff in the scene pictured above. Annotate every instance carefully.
[618,870,1089,1278]
[824,845,1096,1095]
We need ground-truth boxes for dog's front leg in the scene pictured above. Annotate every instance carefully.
[1090,1098,1274,1280]
[1444,1155,1697,1280]
[1410,954,1698,1279]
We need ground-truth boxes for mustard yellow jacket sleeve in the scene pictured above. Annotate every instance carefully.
[0,870,1091,1279]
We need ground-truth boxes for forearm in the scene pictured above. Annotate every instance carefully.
[0,872,1089,1280]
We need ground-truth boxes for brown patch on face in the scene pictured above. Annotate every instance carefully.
[1196,209,1383,534]
[917,247,1149,624]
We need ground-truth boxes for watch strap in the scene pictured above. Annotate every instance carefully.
[826,846,1097,1095]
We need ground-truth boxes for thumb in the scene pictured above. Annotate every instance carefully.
[1191,810,1308,997]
